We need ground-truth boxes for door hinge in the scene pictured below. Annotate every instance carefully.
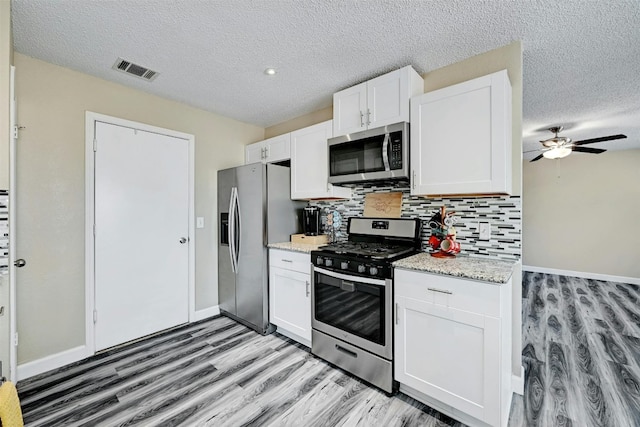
[13,332,19,347]
[395,303,399,325]
[93,224,96,236]
[12,125,19,140]
[93,137,97,152]
[93,309,98,324]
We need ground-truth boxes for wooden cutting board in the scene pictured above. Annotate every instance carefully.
[363,192,403,218]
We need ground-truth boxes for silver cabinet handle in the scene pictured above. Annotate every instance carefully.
[360,111,365,127]
[14,259,26,268]
[179,237,187,244]
[412,170,416,189]
[395,302,399,325]
[428,287,453,295]
[306,280,310,297]
[281,259,293,263]
[366,108,371,125]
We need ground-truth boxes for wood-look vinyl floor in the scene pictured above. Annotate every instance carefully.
[17,316,462,427]
[19,272,640,427]
[508,272,640,427]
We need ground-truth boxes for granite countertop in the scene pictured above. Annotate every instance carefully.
[268,242,327,254]
[393,252,515,284]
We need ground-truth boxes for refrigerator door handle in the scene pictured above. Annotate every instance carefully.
[233,187,241,270]
[228,187,238,273]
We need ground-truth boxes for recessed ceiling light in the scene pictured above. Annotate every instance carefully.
[264,68,277,76]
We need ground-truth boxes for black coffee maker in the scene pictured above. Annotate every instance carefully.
[302,207,321,236]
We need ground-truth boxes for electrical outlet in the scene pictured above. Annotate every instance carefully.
[196,217,205,229]
[478,222,491,240]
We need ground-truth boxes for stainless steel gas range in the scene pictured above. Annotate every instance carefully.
[310,217,421,393]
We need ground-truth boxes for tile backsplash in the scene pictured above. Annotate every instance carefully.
[309,181,521,261]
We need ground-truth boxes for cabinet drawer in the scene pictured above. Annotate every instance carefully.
[395,268,500,317]
[269,249,311,274]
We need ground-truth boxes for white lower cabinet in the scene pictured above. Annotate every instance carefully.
[394,268,512,427]
[269,249,311,347]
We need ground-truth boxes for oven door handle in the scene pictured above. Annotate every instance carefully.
[313,266,386,286]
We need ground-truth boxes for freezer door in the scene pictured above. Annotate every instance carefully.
[235,163,268,330]
[217,167,236,316]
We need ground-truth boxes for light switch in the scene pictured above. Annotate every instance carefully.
[196,217,205,229]
[478,222,491,240]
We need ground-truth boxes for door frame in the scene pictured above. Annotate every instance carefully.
[84,112,195,355]
[8,65,17,381]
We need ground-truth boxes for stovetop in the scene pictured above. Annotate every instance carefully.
[317,241,415,260]
[311,217,422,279]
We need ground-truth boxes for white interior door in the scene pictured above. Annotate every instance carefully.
[94,121,189,351]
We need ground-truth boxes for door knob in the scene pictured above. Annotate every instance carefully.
[179,237,187,244]
[14,259,26,268]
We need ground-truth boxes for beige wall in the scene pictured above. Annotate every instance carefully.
[523,149,640,278]
[264,106,332,139]
[14,53,264,363]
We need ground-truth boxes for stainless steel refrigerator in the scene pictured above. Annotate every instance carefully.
[218,163,305,334]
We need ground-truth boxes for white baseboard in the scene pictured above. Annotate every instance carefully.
[193,305,220,322]
[17,345,88,381]
[512,365,525,395]
[523,265,640,286]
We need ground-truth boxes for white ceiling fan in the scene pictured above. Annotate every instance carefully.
[526,126,627,162]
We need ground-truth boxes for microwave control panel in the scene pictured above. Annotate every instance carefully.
[390,132,403,170]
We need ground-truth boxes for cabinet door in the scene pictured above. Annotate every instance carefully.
[290,120,332,199]
[333,83,367,137]
[264,133,291,163]
[245,141,264,164]
[269,266,311,343]
[410,70,511,196]
[395,296,500,425]
[367,68,407,129]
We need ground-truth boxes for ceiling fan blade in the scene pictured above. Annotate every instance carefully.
[530,154,544,162]
[572,146,606,154]
[573,134,627,146]
[524,149,543,153]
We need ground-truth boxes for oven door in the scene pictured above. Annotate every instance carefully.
[311,266,392,359]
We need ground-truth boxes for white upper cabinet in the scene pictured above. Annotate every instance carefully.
[333,66,424,137]
[245,133,291,164]
[290,120,351,200]
[410,69,512,196]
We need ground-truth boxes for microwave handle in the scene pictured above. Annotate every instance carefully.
[382,132,390,171]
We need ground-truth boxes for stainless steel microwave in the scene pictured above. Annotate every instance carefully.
[328,122,409,184]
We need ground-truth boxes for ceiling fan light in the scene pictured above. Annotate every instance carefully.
[542,147,572,159]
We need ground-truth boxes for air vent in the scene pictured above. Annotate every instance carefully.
[112,58,159,82]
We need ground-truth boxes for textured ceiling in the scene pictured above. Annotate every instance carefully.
[11,0,640,159]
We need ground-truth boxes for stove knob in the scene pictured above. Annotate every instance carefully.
[341,261,349,270]
[316,256,323,265]
[369,266,379,276]
[325,259,333,267]
[357,264,366,274]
